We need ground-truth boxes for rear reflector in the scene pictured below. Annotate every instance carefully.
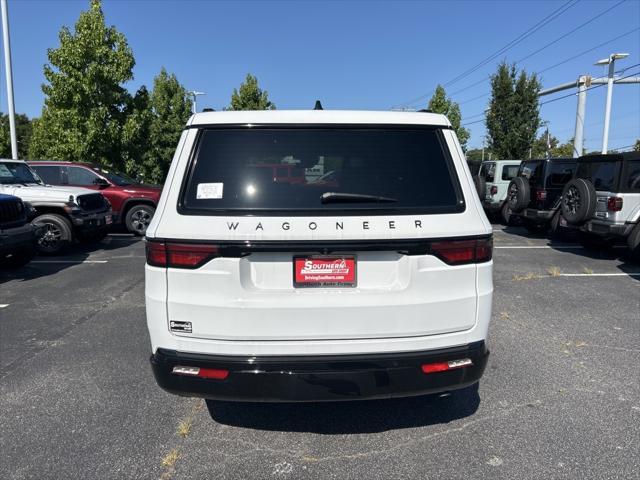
[146,241,219,268]
[172,365,229,380]
[535,189,547,201]
[421,358,473,374]
[490,186,498,196]
[431,238,492,265]
[607,196,623,212]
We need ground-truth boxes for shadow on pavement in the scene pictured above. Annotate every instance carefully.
[205,383,480,434]
[0,234,140,284]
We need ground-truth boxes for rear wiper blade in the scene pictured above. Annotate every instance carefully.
[321,192,398,204]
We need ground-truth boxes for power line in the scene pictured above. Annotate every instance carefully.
[444,0,580,88]
[515,0,627,65]
[391,0,579,108]
[540,67,639,106]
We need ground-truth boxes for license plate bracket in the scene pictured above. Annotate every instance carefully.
[293,255,357,288]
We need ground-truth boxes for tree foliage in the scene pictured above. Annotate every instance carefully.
[29,0,134,168]
[0,113,33,159]
[227,74,275,111]
[427,85,470,150]
[530,133,576,159]
[486,62,541,159]
[635,139,640,152]
[137,69,192,183]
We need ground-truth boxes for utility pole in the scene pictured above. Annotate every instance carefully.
[539,56,638,158]
[1,0,18,159]
[596,53,629,153]
[573,76,589,158]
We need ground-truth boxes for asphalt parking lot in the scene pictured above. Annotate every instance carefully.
[1,226,639,480]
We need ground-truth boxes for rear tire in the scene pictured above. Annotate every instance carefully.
[627,223,640,261]
[1,246,36,268]
[561,179,597,225]
[500,202,514,226]
[507,177,529,213]
[523,218,549,234]
[578,232,613,251]
[125,204,155,236]
[34,213,73,255]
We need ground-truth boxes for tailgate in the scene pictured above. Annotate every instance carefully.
[166,245,479,341]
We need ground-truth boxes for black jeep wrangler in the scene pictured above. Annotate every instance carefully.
[506,157,577,234]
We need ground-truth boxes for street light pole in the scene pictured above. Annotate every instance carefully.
[187,91,205,114]
[1,0,18,159]
[596,53,629,154]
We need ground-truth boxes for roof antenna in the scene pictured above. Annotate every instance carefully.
[314,100,323,110]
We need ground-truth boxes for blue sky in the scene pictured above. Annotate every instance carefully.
[1,0,639,151]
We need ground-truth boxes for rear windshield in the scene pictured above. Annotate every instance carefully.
[479,162,495,182]
[519,161,544,185]
[576,161,621,192]
[501,164,519,181]
[180,128,463,215]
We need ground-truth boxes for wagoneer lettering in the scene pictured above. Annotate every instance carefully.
[145,110,493,402]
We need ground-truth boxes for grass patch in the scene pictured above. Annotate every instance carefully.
[176,419,192,438]
[583,267,594,275]
[161,449,180,468]
[499,311,510,320]
[513,272,543,281]
[547,266,562,277]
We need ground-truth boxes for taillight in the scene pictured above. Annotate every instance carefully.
[172,365,229,380]
[607,196,623,212]
[430,238,492,265]
[490,186,498,196]
[421,358,473,374]
[145,241,219,268]
[535,189,547,201]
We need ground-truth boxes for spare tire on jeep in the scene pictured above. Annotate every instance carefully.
[506,177,529,213]
[561,178,596,225]
[472,175,486,200]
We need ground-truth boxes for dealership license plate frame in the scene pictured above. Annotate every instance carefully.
[293,255,357,288]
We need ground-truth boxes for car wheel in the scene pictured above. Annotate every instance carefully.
[34,213,73,255]
[125,204,155,236]
[500,202,514,226]
[561,179,596,225]
[627,223,640,260]
[506,177,529,213]
[523,218,549,234]
[578,231,613,251]
[1,246,36,268]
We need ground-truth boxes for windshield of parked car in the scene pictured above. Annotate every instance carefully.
[181,128,463,214]
[93,167,137,186]
[0,161,44,185]
[576,160,621,192]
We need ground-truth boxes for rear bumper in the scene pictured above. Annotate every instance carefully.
[150,341,489,402]
[71,210,112,230]
[581,220,635,238]
[522,208,554,221]
[482,200,503,213]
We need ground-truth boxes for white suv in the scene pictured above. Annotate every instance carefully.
[145,110,493,402]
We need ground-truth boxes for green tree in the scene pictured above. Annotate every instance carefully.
[427,85,470,150]
[634,139,640,151]
[227,73,275,111]
[0,113,33,159]
[138,68,192,183]
[29,0,134,170]
[486,62,541,159]
[465,147,492,162]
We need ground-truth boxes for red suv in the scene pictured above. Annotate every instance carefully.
[29,161,161,235]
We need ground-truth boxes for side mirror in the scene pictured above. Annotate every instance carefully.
[93,177,110,188]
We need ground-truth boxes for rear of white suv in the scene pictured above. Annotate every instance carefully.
[145,110,493,402]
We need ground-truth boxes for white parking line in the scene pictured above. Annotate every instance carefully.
[31,260,108,264]
[0,304,8,308]
[496,245,584,249]
[560,273,640,277]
